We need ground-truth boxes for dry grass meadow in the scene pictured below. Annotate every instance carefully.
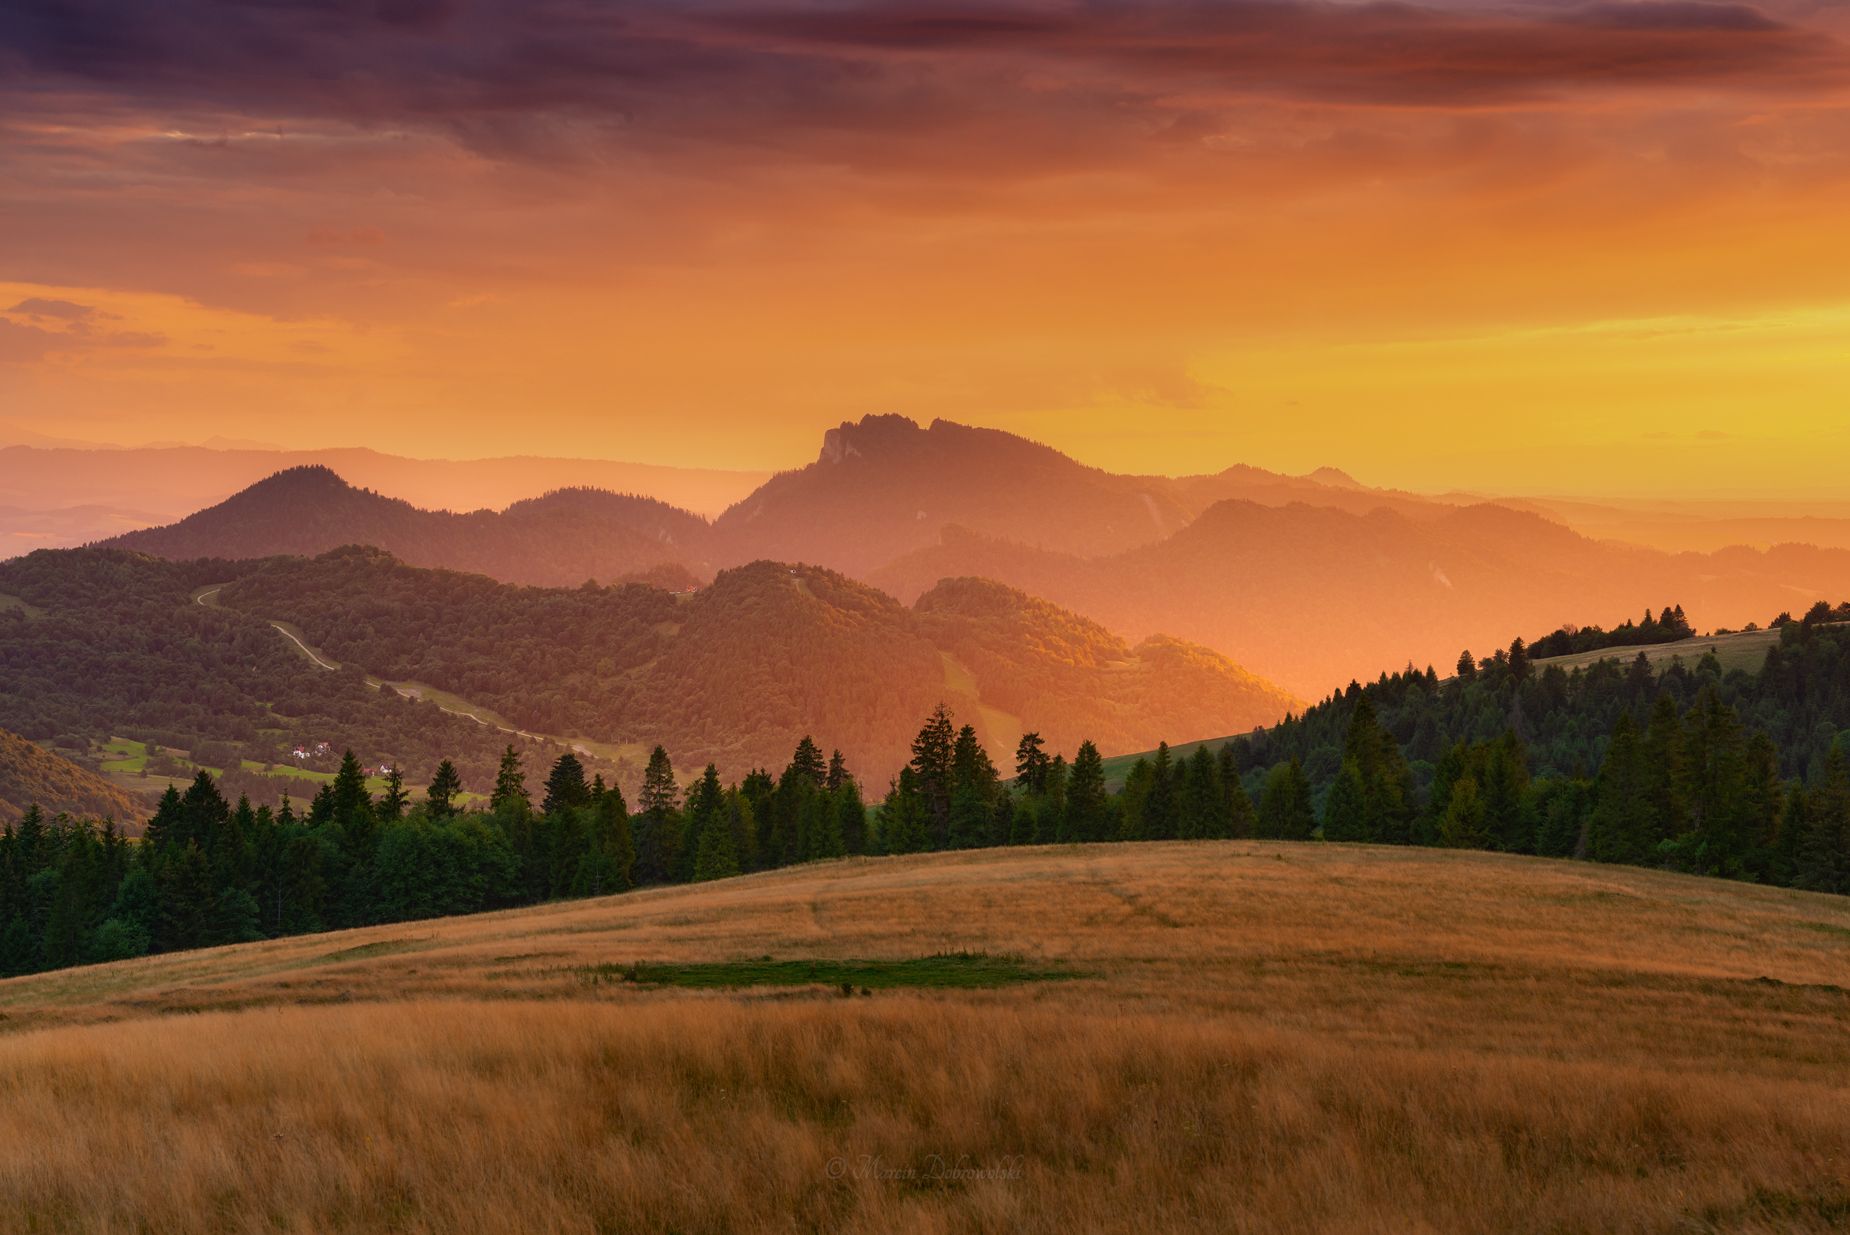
[3,841,1849,1233]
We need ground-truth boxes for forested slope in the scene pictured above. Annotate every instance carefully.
[213,548,1296,780]
[0,727,138,824]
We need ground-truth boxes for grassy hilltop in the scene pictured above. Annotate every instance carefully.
[2,841,1848,1233]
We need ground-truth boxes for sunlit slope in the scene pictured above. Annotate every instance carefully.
[1530,624,1787,676]
[2,843,1848,1233]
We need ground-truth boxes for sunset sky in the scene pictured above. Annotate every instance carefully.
[4,0,1850,495]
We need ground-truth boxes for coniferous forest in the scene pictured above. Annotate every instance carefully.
[7,605,1850,979]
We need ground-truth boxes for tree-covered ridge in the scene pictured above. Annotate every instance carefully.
[1199,613,1850,887]
[212,548,1294,779]
[0,548,569,803]
[0,726,138,825]
[1528,605,1696,660]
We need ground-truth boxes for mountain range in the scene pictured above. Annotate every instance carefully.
[868,502,1850,696]
[97,416,1850,697]
[0,443,769,556]
[108,467,714,589]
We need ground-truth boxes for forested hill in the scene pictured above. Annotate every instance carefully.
[102,466,711,589]
[0,726,138,824]
[212,548,1297,782]
[1176,607,1850,889]
[0,548,572,804]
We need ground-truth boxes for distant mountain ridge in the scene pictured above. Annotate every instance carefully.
[0,442,770,555]
[103,467,713,588]
[711,414,1450,575]
[870,499,1850,695]
[88,416,1850,698]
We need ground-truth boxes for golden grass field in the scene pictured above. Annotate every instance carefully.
[3,842,1849,1233]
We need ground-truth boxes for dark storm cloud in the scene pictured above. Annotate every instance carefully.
[0,0,1844,164]
[1563,1,1784,30]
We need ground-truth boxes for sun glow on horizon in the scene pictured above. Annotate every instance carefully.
[5,0,1850,496]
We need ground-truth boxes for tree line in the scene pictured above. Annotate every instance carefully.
[0,734,871,977]
[8,615,1850,978]
[1526,604,1695,660]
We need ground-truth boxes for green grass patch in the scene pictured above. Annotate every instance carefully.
[577,951,1074,992]
[312,937,433,965]
[98,737,150,774]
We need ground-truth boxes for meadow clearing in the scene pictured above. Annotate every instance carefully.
[1,841,1847,1233]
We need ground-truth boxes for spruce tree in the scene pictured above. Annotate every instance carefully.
[834,777,867,855]
[491,745,531,816]
[1014,732,1051,793]
[729,791,760,873]
[910,706,957,846]
[689,765,739,881]
[1064,741,1109,843]
[1480,733,1531,852]
[948,776,990,850]
[426,760,463,819]
[1038,756,1068,845]
[573,787,635,897]
[879,768,931,854]
[141,785,184,856]
[1181,745,1228,839]
[1588,715,1651,864]
[377,769,408,823]
[157,841,216,952]
[1677,690,1752,877]
[639,746,680,817]
[800,789,842,861]
[330,752,372,830]
[542,752,590,816]
[1322,761,1368,842]
[1331,698,1413,844]
[634,746,682,884]
[1797,750,1850,894]
[1508,637,1532,684]
[787,737,826,790]
[1437,776,1489,848]
[1144,742,1177,840]
[1224,761,1258,840]
[1118,758,1153,842]
[1258,759,1315,841]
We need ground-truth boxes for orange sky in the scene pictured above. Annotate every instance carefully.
[5,0,1850,495]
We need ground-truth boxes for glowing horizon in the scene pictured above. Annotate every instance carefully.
[5,0,1850,498]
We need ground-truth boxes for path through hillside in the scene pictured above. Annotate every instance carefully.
[193,584,621,760]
